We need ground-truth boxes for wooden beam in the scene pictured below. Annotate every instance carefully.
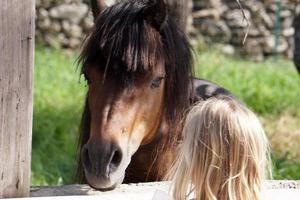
[0,0,35,198]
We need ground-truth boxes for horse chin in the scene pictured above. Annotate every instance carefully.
[85,173,124,191]
[90,183,118,192]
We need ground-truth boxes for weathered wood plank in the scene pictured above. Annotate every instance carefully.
[0,0,35,198]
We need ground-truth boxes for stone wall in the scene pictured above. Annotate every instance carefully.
[193,0,299,60]
[36,0,299,60]
[36,0,93,49]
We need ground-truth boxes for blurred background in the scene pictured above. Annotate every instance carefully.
[33,0,300,185]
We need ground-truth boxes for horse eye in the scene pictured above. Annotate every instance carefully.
[150,76,164,89]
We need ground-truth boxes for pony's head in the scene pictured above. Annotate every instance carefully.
[78,0,192,190]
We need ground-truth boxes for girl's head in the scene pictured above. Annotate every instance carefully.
[169,96,271,200]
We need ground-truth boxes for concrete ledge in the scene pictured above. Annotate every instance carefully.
[265,180,300,189]
[30,182,170,197]
[6,181,300,200]
[22,181,299,199]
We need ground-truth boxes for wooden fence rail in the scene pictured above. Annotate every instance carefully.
[0,0,35,198]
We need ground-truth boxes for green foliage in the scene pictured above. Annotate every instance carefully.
[193,47,300,115]
[32,46,86,185]
[272,153,300,180]
[32,45,300,185]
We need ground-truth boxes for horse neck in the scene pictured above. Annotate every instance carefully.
[125,116,179,182]
[148,116,182,180]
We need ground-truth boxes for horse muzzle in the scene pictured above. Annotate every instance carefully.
[81,140,124,190]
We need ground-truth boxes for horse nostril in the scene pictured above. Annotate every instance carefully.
[82,142,122,176]
[110,147,122,170]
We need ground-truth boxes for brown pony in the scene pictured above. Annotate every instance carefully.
[77,0,232,190]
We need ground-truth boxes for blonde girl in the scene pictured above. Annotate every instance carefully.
[168,96,271,200]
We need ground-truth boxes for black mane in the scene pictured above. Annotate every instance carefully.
[79,1,165,73]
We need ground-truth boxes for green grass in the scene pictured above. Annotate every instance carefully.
[32,44,300,186]
[272,153,300,180]
[193,46,300,116]
[32,46,86,185]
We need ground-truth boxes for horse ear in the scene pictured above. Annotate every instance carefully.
[90,0,107,20]
[143,0,167,31]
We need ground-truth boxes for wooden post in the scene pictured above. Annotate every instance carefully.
[0,0,35,198]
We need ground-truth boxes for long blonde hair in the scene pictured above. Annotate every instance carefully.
[168,96,271,200]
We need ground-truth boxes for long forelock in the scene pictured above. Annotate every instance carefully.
[81,1,165,74]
